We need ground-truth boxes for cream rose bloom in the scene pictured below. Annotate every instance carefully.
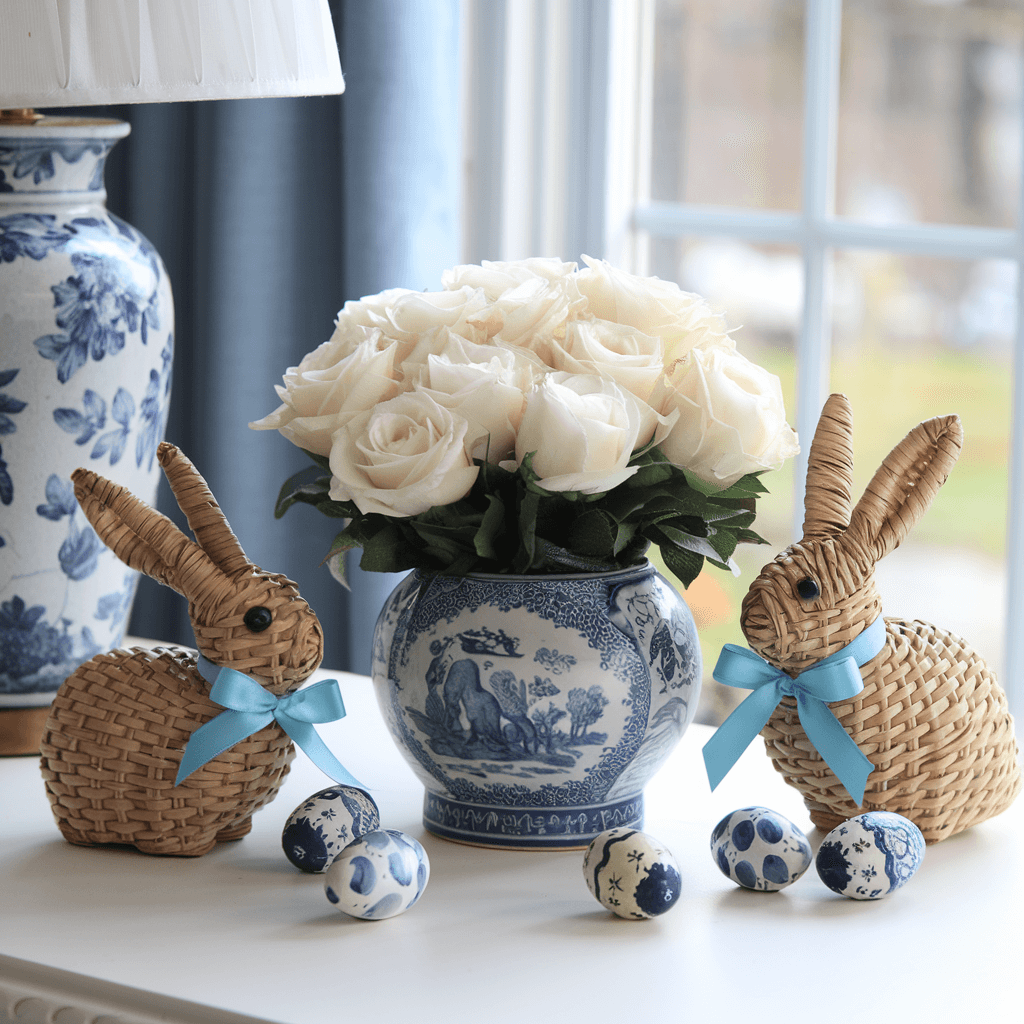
[249,329,402,457]
[379,286,490,349]
[328,390,481,517]
[441,257,578,296]
[548,318,665,404]
[312,287,416,366]
[659,344,799,488]
[441,258,587,360]
[412,337,538,463]
[513,373,656,494]
[576,255,729,365]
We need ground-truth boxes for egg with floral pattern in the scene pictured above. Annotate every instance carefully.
[281,785,380,873]
[324,830,430,920]
[710,806,812,891]
[583,828,682,919]
[816,812,925,900]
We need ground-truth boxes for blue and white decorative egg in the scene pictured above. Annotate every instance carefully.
[582,828,682,919]
[816,812,925,900]
[710,806,812,891]
[324,830,430,920]
[282,786,380,873]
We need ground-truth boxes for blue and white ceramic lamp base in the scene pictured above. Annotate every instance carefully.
[0,118,173,739]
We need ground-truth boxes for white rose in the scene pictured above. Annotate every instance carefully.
[415,345,535,464]
[328,390,481,517]
[659,345,799,488]
[249,329,402,457]
[311,287,416,367]
[548,318,665,404]
[442,257,578,297]
[484,276,588,362]
[576,255,729,366]
[440,259,587,361]
[513,373,652,494]
[380,286,490,349]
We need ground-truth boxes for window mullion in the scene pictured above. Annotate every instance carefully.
[794,0,843,535]
[1002,107,1024,719]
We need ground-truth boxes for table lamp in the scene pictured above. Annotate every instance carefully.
[0,0,344,754]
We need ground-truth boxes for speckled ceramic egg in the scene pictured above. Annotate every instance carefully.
[816,812,925,900]
[582,828,681,919]
[282,785,381,873]
[710,806,812,891]
[324,830,430,920]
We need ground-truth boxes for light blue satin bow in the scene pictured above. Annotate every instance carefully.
[175,657,364,788]
[702,616,886,805]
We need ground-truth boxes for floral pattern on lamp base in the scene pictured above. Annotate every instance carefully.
[0,120,173,713]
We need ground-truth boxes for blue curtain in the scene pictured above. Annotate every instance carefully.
[96,0,462,674]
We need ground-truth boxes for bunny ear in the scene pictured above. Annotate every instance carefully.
[72,468,204,596]
[802,393,856,540]
[157,443,251,578]
[844,413,963,565]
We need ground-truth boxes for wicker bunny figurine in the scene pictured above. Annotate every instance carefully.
[39,442,325,856]
[741,394,1021,843]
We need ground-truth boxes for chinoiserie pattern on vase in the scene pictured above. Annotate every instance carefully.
[371,562,701,849]
[0,120,173,710]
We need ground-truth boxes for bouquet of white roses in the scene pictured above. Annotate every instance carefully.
[251,256,799,587]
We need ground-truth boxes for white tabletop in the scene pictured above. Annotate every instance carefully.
[1,661,1021,1024]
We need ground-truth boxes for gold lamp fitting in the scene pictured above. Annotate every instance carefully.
[0,108,44,125]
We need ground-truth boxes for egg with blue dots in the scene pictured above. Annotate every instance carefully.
[710,806,812,891]
[582,828,682,919]
[281,785,380,873]
[816,811,924,900]
[324,830,430,920]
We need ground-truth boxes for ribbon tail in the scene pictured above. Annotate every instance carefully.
[702,685,783,791]
[175,709,273,786]
[797,697,874,806]
[276,713,366,790]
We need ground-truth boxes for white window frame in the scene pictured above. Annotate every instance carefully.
[461,0,1024,715]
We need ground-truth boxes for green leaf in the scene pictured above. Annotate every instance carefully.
[660,543,703,588]
[626,459,674,488]
[325,530,359,589]
[475,492,507,560]
[612,520,638,556]
[649,521,723,562]
[274,464,332,518]
[408,520,478,566]
[301,449,333,473]
[706,528,738,563]
[568,509,616,559]
[514,487,541,573]
[734,527,770,545]
[359,523,421,573]
[707,472,769,499]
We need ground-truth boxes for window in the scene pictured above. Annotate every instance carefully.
[461,0,1023,722]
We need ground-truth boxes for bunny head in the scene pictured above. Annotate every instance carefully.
[72,442,323,696]
[740,394,963,676]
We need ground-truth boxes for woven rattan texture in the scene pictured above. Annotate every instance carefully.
[40,646,295,856]
[740,396,1021,842]
[43,443,324,856]
[761,618,1021,843]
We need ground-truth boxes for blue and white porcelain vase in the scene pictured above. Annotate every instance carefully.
[371,562,701,849]
[0,117,173,750]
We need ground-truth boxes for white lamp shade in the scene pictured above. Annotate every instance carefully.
[0,0,344,108]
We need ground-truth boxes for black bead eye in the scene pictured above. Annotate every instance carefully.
[795,577,820,601]
[244,606,273,632]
